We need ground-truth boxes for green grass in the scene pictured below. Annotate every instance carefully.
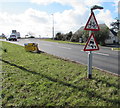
[0,37,6,39]
[41,38,86,45]
[1,42,120,107]
[112,48,120,51]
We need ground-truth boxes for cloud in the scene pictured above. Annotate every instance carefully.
[0,9,52,37]
[96,10,114,27]
[0,1,89,37]
[0,0,117,38]
[0,0,29,2]
[113,0,119,14]
[30,0,77,6]
[24,8,49,24]
[30,0,53,5]
[117,1,120,18]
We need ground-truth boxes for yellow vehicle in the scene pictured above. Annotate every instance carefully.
[24,43,39,52]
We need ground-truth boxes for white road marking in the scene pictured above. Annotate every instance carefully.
[93,52,109,56]
[42,44,53,46]
[41,44,71,49]
[81,50,109,56]
[58,46,71,50]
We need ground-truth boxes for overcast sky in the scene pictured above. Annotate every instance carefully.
[0,0,119,37]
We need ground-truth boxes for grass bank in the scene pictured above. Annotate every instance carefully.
[111,48,120,51]
[1,42,120,107]
[41,38,86,45]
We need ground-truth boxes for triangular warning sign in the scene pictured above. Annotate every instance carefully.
[83,33,99,51]
[84,12,100,31]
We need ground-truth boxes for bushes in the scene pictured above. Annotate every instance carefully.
[54,24,109,45]
[54,32,63,40]
[55,32,72,41]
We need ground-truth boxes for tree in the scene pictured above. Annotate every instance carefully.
[94,26,109,46]
[111,19,120,32]
[110,19,120,44]
[65,31,72,41]
[55,32,63,40]
[70,34,80,42]
[82,31,89,42]
[111,19,120,35]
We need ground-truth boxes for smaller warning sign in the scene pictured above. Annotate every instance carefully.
[83,33,99,51]
[84,12,100,31]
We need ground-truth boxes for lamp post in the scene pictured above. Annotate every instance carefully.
[87,5,103,79]
[91,5,103,11]
[51,14,54,40]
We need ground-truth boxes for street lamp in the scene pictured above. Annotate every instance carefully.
[91,5,104,11]
[87,5,103,79]
[51,14,54,40]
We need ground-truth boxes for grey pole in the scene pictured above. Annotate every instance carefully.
[88,51,92,79]
[87,5,103,79]
[52,14,54,40]
[88,31,92,79]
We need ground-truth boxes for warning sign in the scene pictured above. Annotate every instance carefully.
[84,12,100,31]
[83,33,99,51]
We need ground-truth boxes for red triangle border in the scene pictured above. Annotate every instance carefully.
[84,12,100,31]
[83,33,99,51]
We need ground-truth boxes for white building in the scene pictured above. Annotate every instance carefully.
[105,29,119,44]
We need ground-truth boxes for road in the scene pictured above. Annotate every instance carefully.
[1,38,119,75]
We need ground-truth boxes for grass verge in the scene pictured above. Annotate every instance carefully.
[1,41,120,107]
[111,48,120,51]
[41,38,86,45]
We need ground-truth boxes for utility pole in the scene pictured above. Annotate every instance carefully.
[51,14,54,40]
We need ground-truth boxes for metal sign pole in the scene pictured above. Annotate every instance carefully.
[88,51,92,79]
[88,31,92,79]
[84,7,103,79]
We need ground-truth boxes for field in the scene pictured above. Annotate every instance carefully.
[0,41,120,107]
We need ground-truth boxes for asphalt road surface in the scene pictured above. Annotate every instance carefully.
[1,38,119,75]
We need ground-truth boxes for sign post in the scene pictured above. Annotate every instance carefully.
[84,10,100,79]
[88,31,92,79]
[88,51,92,79]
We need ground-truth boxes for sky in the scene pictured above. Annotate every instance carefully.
[0,0,119,38]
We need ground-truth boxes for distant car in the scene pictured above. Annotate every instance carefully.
[6,35,17,41]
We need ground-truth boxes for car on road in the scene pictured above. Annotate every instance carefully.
[6,35,17,41]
